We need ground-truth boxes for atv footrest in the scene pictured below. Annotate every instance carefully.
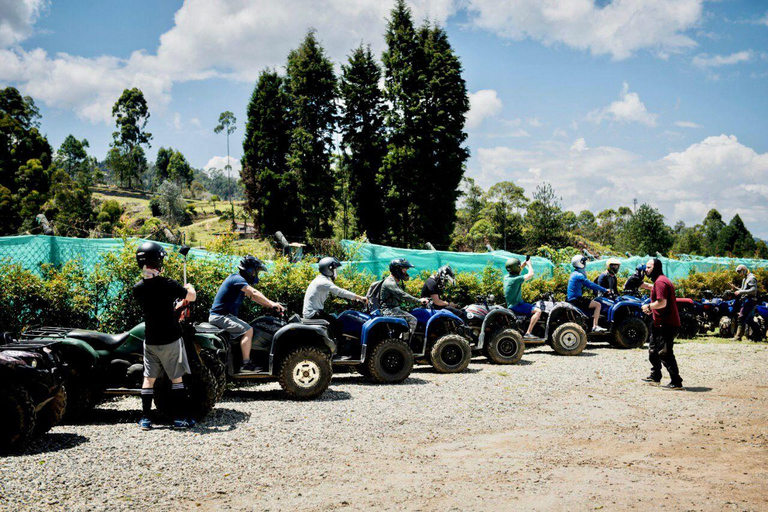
[104,388,142,396]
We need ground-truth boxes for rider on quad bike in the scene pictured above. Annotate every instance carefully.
[421,265,465,320]
[623,264,648,296]
[567,255,608,333]
[133,241,197,430]
[303,257,367,339]
[379,259,429,335]
[208,255,285,374]
[595,258,621,295]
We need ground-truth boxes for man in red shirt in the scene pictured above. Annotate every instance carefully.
[640,258,683,390]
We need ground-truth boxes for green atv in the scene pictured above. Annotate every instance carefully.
[20,321,220,421]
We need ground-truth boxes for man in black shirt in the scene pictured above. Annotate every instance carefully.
[133,241,197,430]
[623,264,647,295]
[595,258,620,295]
[421,265,466,320]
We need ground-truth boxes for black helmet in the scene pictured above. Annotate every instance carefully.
[136,241,166,270]
[505,258,522,275]
[239,255,267,285]
[389,258,415,281]
[436,265,455,287]
[318,256,342,281]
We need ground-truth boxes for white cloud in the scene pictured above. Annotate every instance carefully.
[526,117,542,127]
[190,117,202,128]
[466,89,503,129]
[172,112,182,130]
[470,134,768,237]
[464,0,704,61]
[674,120,701,128]
[570,137,587,152]
[553,128,567,138]
[692,50,753,68]
[205,155,242,175]
[0,0,47,46]
[0,0,455,123]
[587,82,658,127]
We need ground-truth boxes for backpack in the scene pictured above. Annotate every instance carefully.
[366,279,385,311]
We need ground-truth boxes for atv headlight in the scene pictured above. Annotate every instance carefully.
[467,312,474,319]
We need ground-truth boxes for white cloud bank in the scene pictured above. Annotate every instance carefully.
[587,82,658,127]
[0,0,47,46]
[472,134,768,237]
[205,155,242,175]
[692,50,753,68]
[466,89,503,129]
[674,120,701,128]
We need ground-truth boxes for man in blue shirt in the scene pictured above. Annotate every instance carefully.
[567,255,608,333]
[209,255,285,373]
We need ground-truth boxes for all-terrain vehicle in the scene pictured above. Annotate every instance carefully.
[193,308,337,399]
[330,308,414,383]
[717,295,766,341]
[576,293,649,349]
[0,332,68,453]
[408,306,473,373]
[461,295,542,361]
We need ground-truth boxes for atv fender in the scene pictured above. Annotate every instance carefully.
[478,309,516,349]
[270,324,336,374]
[54,338,99,369]
[608,301,643,323]
[360,317,410,361]
[545,303,588,339]
[424,310,464,340]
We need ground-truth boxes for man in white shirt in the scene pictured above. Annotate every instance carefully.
[303,257,367,339]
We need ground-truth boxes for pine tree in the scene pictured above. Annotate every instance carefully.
[285,31,338,239]
[241,70,297,235]
[339,45,386,241]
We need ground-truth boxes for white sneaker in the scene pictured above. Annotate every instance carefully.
[592,325,607,333]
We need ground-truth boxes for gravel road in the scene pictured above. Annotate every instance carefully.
[1,339,767,511]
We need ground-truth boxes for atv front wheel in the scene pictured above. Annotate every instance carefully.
[200,350,226,401]
[35,385,68,436]
[155,363,218,420]
[486,328,524,364]
[0,385,36,453]
[718,316,733,338]
[430,335,472,373]
[551,322,588,356]
[613,317,649,349]
[278,346,333,400]
[366,338,413,383]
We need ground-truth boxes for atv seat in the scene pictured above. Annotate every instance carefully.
[195,322,226,334]
[300,318,330,326]
[68,329,130,351]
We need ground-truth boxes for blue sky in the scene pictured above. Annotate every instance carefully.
[1,0,767,236]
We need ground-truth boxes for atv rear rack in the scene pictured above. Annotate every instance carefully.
[20,326,76,340]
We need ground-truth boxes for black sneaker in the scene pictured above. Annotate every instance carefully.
[663,382,684,390]
[641,375,661,383]
[238,361,262,374]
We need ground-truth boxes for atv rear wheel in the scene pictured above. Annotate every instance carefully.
[200,350,226,401]
[0,385,35,453]
[278,346,333,400]
[154,363,218,420]
[366,338,413,383]
[551,322,588,356]
[486,328,524,364]
[35,385,67,436]
[718,316,734,338]
[678,314,699,339]
[613,317,649,349]
[429,335,472,373]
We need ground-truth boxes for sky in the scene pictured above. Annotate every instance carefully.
[1,0,767,236]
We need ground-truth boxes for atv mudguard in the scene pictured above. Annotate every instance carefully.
[478,308,516,349]
[544,303,587,338]
[360,316,410,347]
[271,323,336,358]
[423,310,464,340]
[607,300,644,323]
[50,338,100,369]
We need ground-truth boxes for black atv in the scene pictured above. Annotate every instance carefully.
[0,332,68,453]
[193,309,336,400]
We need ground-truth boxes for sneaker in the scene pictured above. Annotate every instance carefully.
[523,333,538,340]
[641,375,661,383]
[173,419,194,429]
[238,360,261,374]
[592,325,607,333]
[663,382,684,390]
[139,417,153,430]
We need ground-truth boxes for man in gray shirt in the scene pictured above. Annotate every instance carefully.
[379,258,429,335]
[303,257,366,339]
[732,264,759,340]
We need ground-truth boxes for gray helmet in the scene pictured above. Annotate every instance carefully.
[136,241,166,270]
[389,258,415,281]
[505,258,522,275]
[319,256,342,281]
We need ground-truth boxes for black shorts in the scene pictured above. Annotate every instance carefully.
[568,297,593,311]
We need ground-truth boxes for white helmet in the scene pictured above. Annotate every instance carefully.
[736,264,748,275]
[571,254,587,269]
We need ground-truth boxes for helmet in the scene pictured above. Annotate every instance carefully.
[736,264,748,275]
[436,265,455,287]
[389,258,415,281]
[505,258,522,275]
[606,258,621,275]
[571,254,587,269]
[318,256,342,281]
[635,263,646,276]
[238,255,267,285]
[136,241,166,270]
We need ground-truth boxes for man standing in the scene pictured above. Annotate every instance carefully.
[640,258,683,390]
[731,264,759,341]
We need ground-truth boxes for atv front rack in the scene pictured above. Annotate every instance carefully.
[20,326,76,340]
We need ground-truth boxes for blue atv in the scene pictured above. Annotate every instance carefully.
[331,309,414,383]
[408,306,472,373]
[717,294,766,341]
[579,293,649,349]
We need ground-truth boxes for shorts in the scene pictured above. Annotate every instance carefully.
[568,297,594,311]
[510,302,533,316]
[144,338,190,380]
[209,313,251,338]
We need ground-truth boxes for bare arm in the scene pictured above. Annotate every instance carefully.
[430,294,449,307]
[640,282,653,291]
[184,284,196,302]
[523,263,535,282]
[244,285,283,311]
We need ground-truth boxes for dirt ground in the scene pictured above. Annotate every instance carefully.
[2,339,767,511]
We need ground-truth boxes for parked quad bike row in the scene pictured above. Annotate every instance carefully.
[5,287,763,454]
